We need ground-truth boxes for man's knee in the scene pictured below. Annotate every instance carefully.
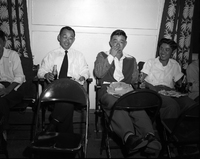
[100,94,118,109]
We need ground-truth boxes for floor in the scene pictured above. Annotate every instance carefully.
[0,108,198,158]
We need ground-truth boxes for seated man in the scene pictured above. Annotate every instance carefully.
[141,38,196,119]
[186,55,199,102]
[37,26,90,137]
[94,29,161,153]
[0,30,25,132]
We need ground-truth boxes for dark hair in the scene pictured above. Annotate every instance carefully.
[59,26,75,37]
[158,38,177,51]
[110,29,127,40]
[0,30,6,42]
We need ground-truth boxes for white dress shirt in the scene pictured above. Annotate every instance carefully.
[107,51,132,82]
[0,48,25,90]
[37,47,90,84]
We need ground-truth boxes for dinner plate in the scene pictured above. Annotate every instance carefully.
[158,90,187,98]
[107,82,133,97]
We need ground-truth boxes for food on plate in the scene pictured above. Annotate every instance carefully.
[107,82,133,96]
[158,90,187,98]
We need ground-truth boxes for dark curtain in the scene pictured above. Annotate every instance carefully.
[0,0,34,97]
[157,0,196,73]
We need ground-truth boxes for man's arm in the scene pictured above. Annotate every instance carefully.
[94,52,113,78]
[78,53,90,81]
[37,53,54,79]
[131,58,139,85]
[186,62,199,93]
[0,82,19,97]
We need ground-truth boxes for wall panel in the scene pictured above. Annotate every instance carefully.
[31,0,161,29]
[28,0,165,109]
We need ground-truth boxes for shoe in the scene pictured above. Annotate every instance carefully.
[36,121,58,140]
[44,122,57,133]
[37,131,59,140]
[144,133,162,153]
[125,134,148,153]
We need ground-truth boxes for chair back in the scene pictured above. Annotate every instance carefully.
[32,78,90,158]
[138,61,145,73]
[109,89,162,124]
[171,102,199,142]
[39,78,89,107]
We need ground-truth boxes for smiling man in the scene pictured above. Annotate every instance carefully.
[141,38,196,119]
[37,26,90,137]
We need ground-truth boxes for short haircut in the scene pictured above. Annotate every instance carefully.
[59,26,75,37]
[0,30,6,42]
[110,29,127,40]
[158,38,177,51]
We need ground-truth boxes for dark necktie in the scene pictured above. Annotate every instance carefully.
[59,51,68,79]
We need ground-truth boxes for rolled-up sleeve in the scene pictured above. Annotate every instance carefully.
[141,59,152,75]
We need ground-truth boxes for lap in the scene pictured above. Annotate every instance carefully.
[0,90,23,108]
[100,93,118,109]
[160,94,196,111]
[160,95,179,107]
[174,96,196,112]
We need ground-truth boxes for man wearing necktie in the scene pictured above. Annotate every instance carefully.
[37,26,90,137]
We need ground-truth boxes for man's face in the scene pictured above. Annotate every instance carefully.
[58,29,75,50]
[159,43,173,61]
[110,35,127,52]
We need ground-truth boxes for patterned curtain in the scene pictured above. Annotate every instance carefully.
[157,0,196,73]
[0,0,34,96]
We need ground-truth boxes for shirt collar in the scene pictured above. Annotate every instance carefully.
[106,50,127,61]
[156,56,173,67]
[59,46,72,54]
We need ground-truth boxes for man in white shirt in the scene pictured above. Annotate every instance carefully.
[0,30,25,132]
[37,26,90,137]
[141,38,196,119]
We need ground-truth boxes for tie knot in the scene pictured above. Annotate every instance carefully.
[65,50,68,54]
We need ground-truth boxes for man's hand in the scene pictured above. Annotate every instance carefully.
[110,45,121,57]
[78,76,85,82]
[0,87,11,97]
[44,72,55,83]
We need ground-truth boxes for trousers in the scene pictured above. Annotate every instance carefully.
[100,93,155,142]
[51,102,74,133]
[0,82,23,131]
[159,95,196,119]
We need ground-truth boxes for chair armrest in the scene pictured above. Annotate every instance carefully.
[83,78,93,94]
[94,77,101,90]
[86,78,93,84]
